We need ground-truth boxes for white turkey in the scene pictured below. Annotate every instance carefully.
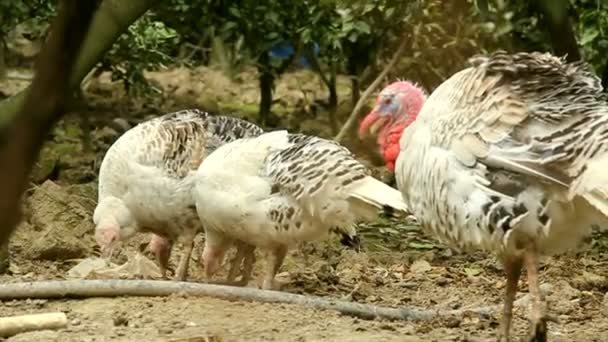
[193,130,410,290]
[93,109,264,281]
[359,51,608,342]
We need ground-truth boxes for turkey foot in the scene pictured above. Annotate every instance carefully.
[238,243,256,284]
[174,230,196,281]
[497,257,522,342]
[148,234,173,279]
[226,242,256,286]
[262,245,287,291]
[523,246,548,342]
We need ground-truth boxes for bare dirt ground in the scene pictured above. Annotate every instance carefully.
[1,67,608,342]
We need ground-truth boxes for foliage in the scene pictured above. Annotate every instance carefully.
[3,0,608,101]
[97,14,179,96]
[476,0,608,76]
[0,0,55,36]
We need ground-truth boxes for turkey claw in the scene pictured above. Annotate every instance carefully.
[526,317,548,342]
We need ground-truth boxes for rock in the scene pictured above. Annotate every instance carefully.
[409,260,432,274]
[112,118,131,132]
[25,180,93,261]
[603,292,608,317]
[66,258,112,279]
[515,282,554,307]
[113,312,129,327]
[88,253,162,280]
[539,282,554,296]
[554,280,580,299]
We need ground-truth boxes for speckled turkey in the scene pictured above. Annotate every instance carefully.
[193,130,411,290]
[359,51,608,342]
[93,109,264,280]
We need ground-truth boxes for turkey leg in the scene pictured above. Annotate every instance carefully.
[497,257,523,342]
[523,246,548,342]
[262,245,287,290]
[148,234,173,279]
[174,229,197,281]
[240,244,256,283]
[227,242,256,285]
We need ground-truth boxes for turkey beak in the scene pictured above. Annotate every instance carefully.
[359,111,381,139]
[369,116,387,136]
[96,226,119,262]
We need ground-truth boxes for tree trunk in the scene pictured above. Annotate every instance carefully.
[602,63,608,90]
[533,0,581,62]
[257,53,274,127]
[0,38,6,81]
[0,0,97,253]
[0,0,157,270]
[350,78,360,109]
[327,63,338,135]
[0,0,159,127]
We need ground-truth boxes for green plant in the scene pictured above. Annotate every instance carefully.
[97,14,179,96]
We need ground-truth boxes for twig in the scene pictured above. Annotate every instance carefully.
[0,312,67,338]
[334,36,409,143]
[0,279,495,322]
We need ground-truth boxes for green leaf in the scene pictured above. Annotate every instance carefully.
[580,27,599,45]
[354,20,370,34]
[464,267,482,277]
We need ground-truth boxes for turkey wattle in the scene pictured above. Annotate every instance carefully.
[193,130,410,290]
[359,51,608,342]
[93,109,264,281]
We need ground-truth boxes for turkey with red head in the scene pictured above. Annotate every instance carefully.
[359,51,608,342]
[358,81,426,172]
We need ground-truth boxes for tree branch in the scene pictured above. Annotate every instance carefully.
[0,279,496,322]
[533,0,581,62]
[334,35,408,143]
[0,0,98,246]
[0,0,159,127]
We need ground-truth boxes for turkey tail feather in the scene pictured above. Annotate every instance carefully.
[348,176,410,218]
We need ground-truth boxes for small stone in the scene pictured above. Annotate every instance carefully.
[409,260,432,274]
[444,316,461,328]
[159,327,173,334]
[450,302,462,310]
[539,283,554,296]
[555,280,580,299]
[436,276,449,286]
[112,118,132,132]
[113,313,128,327]
[602,292,608,317]
[71,318,81,326]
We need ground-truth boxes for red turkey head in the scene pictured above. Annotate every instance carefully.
[358,81,425,171]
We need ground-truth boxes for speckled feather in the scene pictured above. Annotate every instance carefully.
[94,109,264,241]
[396,50,608,257]
[194,131,408,249]
[265,134,369,204]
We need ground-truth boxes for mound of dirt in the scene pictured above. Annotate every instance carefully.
[22,180,96,261]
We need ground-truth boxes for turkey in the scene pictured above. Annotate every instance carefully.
[93,109,264,281]
[193,130,410,290]
[359,50,608,341]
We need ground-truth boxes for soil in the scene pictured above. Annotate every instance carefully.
[1,65,608,342]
